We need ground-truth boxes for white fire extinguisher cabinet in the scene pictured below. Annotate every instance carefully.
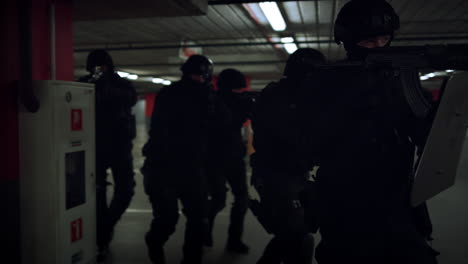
[19,80,96,264]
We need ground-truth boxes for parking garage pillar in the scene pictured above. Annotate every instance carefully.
[1,0,74,262]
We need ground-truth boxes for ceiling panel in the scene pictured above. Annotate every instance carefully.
[317,0,334,24]
[283,1,303,24]
[297,1,318,24]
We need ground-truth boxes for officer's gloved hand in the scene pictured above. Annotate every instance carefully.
[89,66,104,82]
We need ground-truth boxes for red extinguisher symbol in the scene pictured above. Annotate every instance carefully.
[71,218,83,242]
[71,109,83,131]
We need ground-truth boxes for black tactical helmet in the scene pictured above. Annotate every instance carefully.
[217,68,246,92]
[86,49,115,73]
[180,54,214,81]
[334,0,400,45]
[283,48,326,79]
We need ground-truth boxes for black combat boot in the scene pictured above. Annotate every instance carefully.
[148,247,165,264]
[96,245,110,262]
[145,233,166,264]
[181,244,203,264]
[96,228,114,262]
[226,236,249,254]
[203,217,214,247]
[257,237,282,264]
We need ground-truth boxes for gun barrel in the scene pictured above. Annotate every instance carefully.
[365,44,468,70]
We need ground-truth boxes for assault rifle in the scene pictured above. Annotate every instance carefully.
[302,44,468,206]
[364,44,468,119]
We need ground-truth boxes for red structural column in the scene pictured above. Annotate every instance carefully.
[2,0,74,183]
[1,1,23,262]
[31,0,74,81]
[54,0,74,81]
[1,0,74,262]
[2,0,20,183]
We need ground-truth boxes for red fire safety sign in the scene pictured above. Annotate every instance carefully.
[71,109,83,131]
[71,218,83,242]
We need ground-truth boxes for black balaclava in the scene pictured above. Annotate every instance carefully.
[86,49,115,73]
[180,54,214,85]
[334,0,400,60]
[217,68,246,96]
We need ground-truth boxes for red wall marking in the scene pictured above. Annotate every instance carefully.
[71,218,83,243]
[145,93,156,117]
[71,109,83,131]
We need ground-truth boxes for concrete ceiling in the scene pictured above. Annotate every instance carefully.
[74,0,208,20]
[73,0,468,91]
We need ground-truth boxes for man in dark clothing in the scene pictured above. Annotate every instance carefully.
[79,49,137,262]
[142,55,230,264]
[251,48,326,264]
[205,68,252,253]
[303,1,439,263]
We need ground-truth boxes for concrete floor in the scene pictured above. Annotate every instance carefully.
[102,123,468,264]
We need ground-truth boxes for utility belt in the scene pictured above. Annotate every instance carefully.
[249,178,319,234]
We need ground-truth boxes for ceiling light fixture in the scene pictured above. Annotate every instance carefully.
[152,78,164,84]
[127,74,138,80]
[259,2,286,31]
[117,71,129,78]
[284,43,298,54]
[281,37,297,54]
[280,37,294,43]
[162,80,172,85]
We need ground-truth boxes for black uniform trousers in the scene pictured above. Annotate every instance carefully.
[315,221,439,264]
[207,157,249,242]
[96,139,135,249]
[315,169,438,264]
[254,174,314,264]
[143,166,208,264]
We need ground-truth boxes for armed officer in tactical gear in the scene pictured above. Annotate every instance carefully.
[312,1,438,263]
[79,49,137,262]
[205,68,252,254]
[251,48,326,264]
[142,55,230,264]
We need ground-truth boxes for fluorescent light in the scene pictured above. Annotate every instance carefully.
[152,78,164,84]
[281,37,297,53]
[127,74,138,80]
[284,43,298,54]
[259,2,286,31]
[246,4,269,25]
[420,76,430,81]
[162,80,172,85]
[271,37,281,42]
[446,69,455,73]
[426,73,436,78]
[281,37,294,43]
[117,71,129,78]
